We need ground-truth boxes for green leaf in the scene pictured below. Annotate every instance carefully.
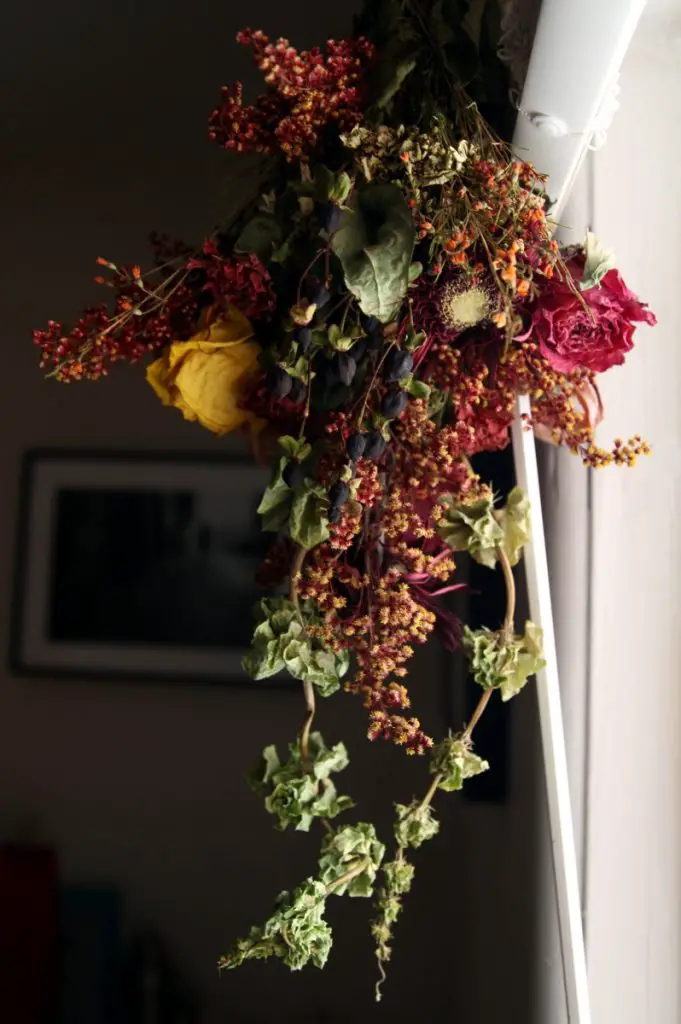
[462,626,507,690]
[219,878,332,971]
[408,261,423,283]
[430,735,489,791]
[243,597,348,695]
[305,648,347,697]
[463,621,546,700]
[319,823,385,897]
[438,494,503,568]
[235,213,282,264]
[499,620,546,701]
[250,731,354,832]
[331,184,415,324]
[278,436,300,459]
[257,457,293,533]
[329,171,353,205]
[498,486,531,566]
[405,377,431,400]
[382,859,415,896]
[289,483,330,551]
[393,802,439,849]
[403,328,427,352]
[580,231,616,291]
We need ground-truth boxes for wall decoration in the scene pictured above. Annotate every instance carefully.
[12,451,274,684]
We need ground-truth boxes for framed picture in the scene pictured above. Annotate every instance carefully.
[11,449,285,684]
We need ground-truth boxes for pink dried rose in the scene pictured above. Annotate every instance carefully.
[528,256,656,375]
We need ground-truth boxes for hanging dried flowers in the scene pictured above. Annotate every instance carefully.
[32,0,655,1001]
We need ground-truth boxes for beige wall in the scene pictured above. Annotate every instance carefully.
[0,3,541,1021]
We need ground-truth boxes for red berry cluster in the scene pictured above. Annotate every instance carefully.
[208,30,375,159]
[33,251,199,382]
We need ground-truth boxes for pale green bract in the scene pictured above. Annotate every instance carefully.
[463,625,509,690]
[250,731,354,832]
[393,801,439,848]
[430,735,489,792]
[580,231,616,291]
[463,620,546,701]
[497,486,531,567]
[498,620,546,701]
[242,597,349,696]
[218,879,332,971]
[438,487,531,568]
[318,823,385,897]
[331,183,416,323]
[437,493,503,568]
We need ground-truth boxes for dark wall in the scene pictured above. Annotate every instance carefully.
[0,3,542,1021]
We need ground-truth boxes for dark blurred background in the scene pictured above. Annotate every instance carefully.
[0,2,544,1021]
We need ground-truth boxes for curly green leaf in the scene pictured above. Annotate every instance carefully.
[319,823,385,897]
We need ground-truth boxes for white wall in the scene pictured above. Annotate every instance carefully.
[539,3,681,1021]
[585,6,681,1021]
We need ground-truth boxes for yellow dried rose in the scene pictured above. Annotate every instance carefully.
[146,308,264,435]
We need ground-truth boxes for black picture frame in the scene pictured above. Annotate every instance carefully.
[10,449,292,687]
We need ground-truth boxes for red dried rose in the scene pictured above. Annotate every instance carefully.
[528,258,656,374]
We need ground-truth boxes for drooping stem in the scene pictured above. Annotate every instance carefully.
[300,679,316,765]
[289,546,315,762]
[324,857,369,894]
[405,539,518,825]
[497,545,516,641]
[461,688,494,743]
[417,772,441,813]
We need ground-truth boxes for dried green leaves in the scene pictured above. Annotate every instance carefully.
[319,823,386,897]
[331,183,415,323]
[438,485,531,569]
[218,879,332,972]
[220,822,385,974]
[430,735,489,791]
[242,597,349,696]
[393,801,439,849]
[464,620,546,701]
[371,857,415,1000]
[250,732,354,832]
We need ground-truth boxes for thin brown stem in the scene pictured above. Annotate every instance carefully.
[462,688,494,743]
[418,772,441,812]
[324,857,369,894]
[299,678,316,765]
[402,537,517,834]
[355,341,396,429]
[289,546,306,620]
[497,545,517,641]
[289,546,315,762]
